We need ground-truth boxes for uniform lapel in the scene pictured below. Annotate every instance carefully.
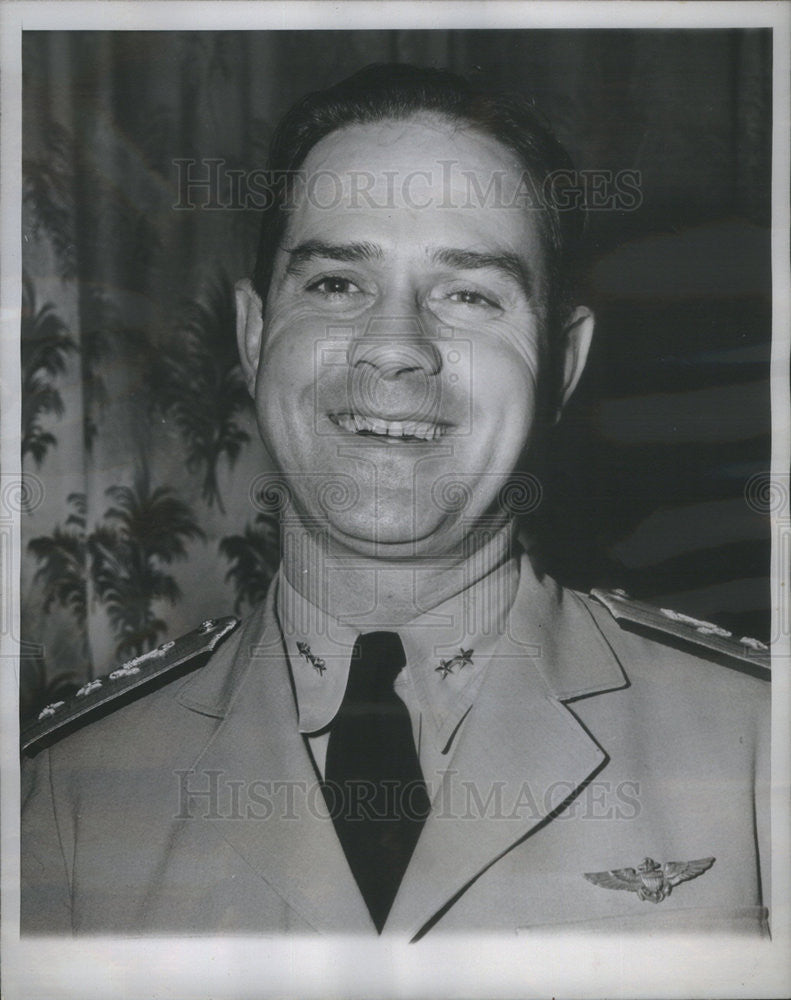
[385,564,629,939]
[175,583,375,934]
[172,563,628,938]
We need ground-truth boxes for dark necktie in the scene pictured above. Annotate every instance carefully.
[323,631,431,932]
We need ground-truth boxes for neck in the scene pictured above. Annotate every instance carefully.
[281,520,518,626]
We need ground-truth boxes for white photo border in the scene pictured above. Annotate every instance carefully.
[2,3,789,999]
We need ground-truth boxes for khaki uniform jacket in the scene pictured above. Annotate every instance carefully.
[21,563,770,939]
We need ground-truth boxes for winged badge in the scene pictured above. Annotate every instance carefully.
[583,856,715,903]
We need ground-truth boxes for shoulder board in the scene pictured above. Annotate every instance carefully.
[21,616,240,756]
[590,588,770,678]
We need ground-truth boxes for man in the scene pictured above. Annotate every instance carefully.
[21,64,770,939]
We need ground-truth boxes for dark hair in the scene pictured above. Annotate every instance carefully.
[252,62,586,339]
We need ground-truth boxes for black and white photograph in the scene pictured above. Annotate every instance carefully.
[2,2,789,998]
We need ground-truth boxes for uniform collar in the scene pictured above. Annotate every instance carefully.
[276,555,520,745]
[174,554,627,724]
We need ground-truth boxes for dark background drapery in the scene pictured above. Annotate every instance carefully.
[21,29,772,721]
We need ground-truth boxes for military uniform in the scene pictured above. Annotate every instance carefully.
[21,555,770,939]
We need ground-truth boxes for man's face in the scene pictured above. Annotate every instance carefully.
[238,115,591,559]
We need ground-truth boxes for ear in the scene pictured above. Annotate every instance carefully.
[556,305,594,419]
[235,279,264,394]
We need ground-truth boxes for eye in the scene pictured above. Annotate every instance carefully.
[306,276,363,296]
[447,288,499,308]
[424,281,505,323]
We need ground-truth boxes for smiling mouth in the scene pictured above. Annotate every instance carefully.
[329,412,448,441]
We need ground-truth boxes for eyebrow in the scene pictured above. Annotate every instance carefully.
[284,240,383,276]
[283,240,533,297]
[429,247,533,298]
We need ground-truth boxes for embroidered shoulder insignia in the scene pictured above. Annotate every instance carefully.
[590,588,770,677]
[21,616,240,756]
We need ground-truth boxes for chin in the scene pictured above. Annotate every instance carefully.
[324,510,455,557]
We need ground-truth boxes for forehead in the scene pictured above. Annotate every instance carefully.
[304,113,520,181]
[283,115,545,266]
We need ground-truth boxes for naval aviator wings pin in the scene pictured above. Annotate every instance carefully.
[584,856,715,903]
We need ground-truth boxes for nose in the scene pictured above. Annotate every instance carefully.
[346,316,444,422]
[346,316,442,379]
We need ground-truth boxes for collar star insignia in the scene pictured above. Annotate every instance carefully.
[584,856,715,903]
[434,647,475,679]
[435,658,454,679]
[296,640,326,676]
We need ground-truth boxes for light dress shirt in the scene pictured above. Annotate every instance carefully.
[276,553,520,794]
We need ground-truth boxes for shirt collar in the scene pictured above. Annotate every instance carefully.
[277,555,519,745]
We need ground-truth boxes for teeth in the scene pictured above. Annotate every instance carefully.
[331,413,446,440]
